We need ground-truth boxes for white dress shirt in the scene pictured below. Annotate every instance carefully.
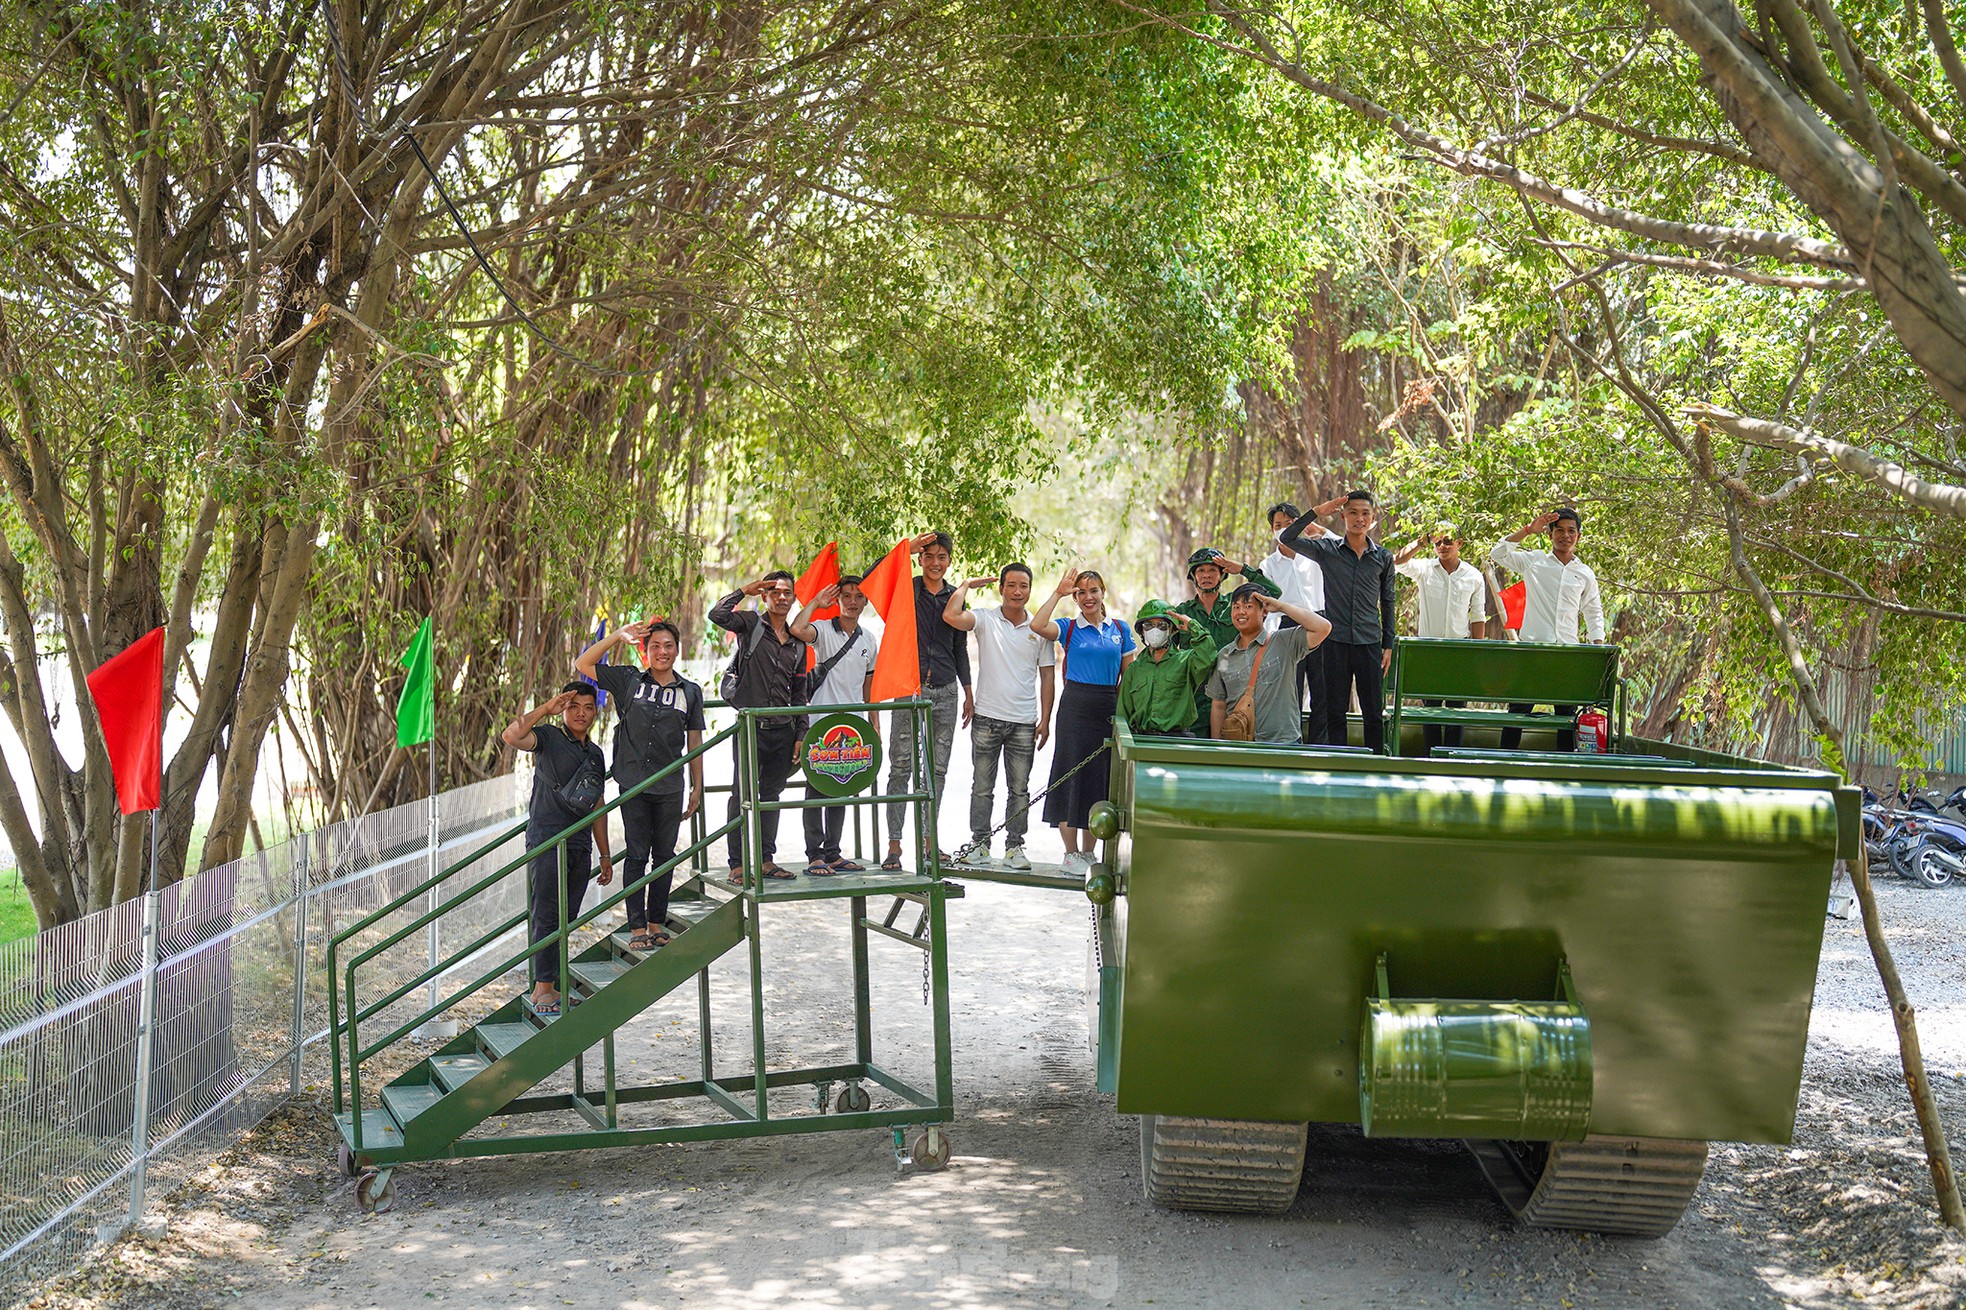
[1260,546,1326,636]
[1489,539,1605,644]
[1397,557,1488,639]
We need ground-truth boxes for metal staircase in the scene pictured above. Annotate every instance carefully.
[328,703,959,1211]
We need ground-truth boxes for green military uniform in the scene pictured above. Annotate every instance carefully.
[1171,551,1279,729]
[1118,600,1221,735]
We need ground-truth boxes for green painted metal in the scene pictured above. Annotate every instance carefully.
[1359,955,1592,1141]
[1090,900,1123,1095]
[1104,719,1843,1145]
[1388,638,1625,755]
[331,701,957,1174]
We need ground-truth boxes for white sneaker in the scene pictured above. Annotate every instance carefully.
[1000,847,1032,871]
[1064,851,1091,871]
[961,846,996,869]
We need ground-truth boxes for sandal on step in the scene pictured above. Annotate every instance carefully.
[831,858,867,873]
[804,862,837,877]
[880,853,904,871]
[761,863,798,880]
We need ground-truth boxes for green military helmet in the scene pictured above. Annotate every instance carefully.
[1185,547,1225,579]
[1133,599,1188,644]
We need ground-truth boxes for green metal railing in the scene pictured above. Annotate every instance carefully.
[329,698,958,1164]
[329,721,740,1125]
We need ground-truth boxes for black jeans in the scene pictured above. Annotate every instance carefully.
[1322,640,1386,752]
[1501,704,1578,752]
[527,836,592,986]
[726,720,802,867]
[1299,652,1325,744]
[1422,699,1465,752]
[620,790,684,931]
[804,785,848,864]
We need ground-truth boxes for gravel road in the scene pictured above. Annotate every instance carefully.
[17,746,1966,1309]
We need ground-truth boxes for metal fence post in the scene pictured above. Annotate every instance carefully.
[290,846,309,1095]
[126,812,163,1231]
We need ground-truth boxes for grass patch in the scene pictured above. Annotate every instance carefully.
[0,868,38,944]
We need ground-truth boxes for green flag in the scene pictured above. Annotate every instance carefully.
[396,616,434,748]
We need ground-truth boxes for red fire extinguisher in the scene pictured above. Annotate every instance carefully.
[1574,706,1609,754]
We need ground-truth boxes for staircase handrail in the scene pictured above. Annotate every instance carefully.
[331,721,738,1116]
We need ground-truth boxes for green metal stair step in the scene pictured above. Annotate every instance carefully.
[430,1052,489,1092]
[478,1020,541,1060]
[381,1081,444,1124]
[570,959,627,991]
[334,1108,407,1152]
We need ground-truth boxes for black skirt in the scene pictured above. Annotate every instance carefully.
[1042,681,1118,829]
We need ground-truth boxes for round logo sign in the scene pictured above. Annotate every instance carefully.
[800,712,883,797]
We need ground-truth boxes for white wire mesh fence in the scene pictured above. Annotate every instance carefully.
[0,773,530,1301]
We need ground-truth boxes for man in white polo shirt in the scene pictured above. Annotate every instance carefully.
[1393,523,1488,750]
[1261,501,1327,743]
[943,564,1057,870]
[1490,507,1604,749]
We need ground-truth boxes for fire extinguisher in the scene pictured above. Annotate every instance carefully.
[1574,706,1610,754]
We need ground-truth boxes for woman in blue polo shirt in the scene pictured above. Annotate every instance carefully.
[1033,568,1134,870]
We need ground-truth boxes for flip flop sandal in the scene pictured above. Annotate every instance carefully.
[627,930,658,951]
[761,864,798,880]
[881,854,904,871]
[532,997,562,1017]
[831,859,868,873]
[725,867,746,886]
[804,862,838,877]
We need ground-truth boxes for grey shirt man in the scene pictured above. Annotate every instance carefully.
[1204,625,1311,744]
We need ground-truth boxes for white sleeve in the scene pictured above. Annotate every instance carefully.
[1490,537,1523,568]
[1395,558,1427,581]
[1582,569,1606,642]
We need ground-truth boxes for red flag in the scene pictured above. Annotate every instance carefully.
[858,538,921,702]
[794,542,842,672]
[1499,581,1526,631]
[86,626,165,815]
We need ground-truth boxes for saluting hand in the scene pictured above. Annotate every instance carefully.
[963,576,996,590]
[740,576,771,597]
[813,582,841,609]
[909,532,939,553]
[619,619,652,645]
[540,690,578,716]
[1528,510,1561,533]
[1315,496,1347,516]
[1054,565,1080,597]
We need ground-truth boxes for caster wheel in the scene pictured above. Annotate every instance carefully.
[337,1144,357,1178]
[912,1129,952,1171]
[836,1084,871,1113]
[355,1169,396,1214]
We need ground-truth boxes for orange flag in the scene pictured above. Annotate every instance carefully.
[858,537,921,702]
[794,542,841,671]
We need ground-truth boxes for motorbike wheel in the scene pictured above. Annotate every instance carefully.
[1888,836,1922,879]
[1908,839,1956,889]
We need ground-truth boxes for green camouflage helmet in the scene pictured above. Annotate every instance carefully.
[1185,547,1225,579]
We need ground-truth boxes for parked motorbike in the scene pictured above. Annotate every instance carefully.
[1895,811,1966,889]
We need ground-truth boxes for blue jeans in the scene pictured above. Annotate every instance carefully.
[970,715,1036,847]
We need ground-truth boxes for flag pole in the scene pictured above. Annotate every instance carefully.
[418,720,453,1039]
[126,809,162,1235]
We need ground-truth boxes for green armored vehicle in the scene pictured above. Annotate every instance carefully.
[1085,639,1856,1236]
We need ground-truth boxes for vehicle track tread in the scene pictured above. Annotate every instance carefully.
[1467,1134,1707,1238]
[1139,1115,1309,1215]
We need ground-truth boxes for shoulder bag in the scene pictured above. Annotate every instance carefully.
[1223,639,1271,742]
